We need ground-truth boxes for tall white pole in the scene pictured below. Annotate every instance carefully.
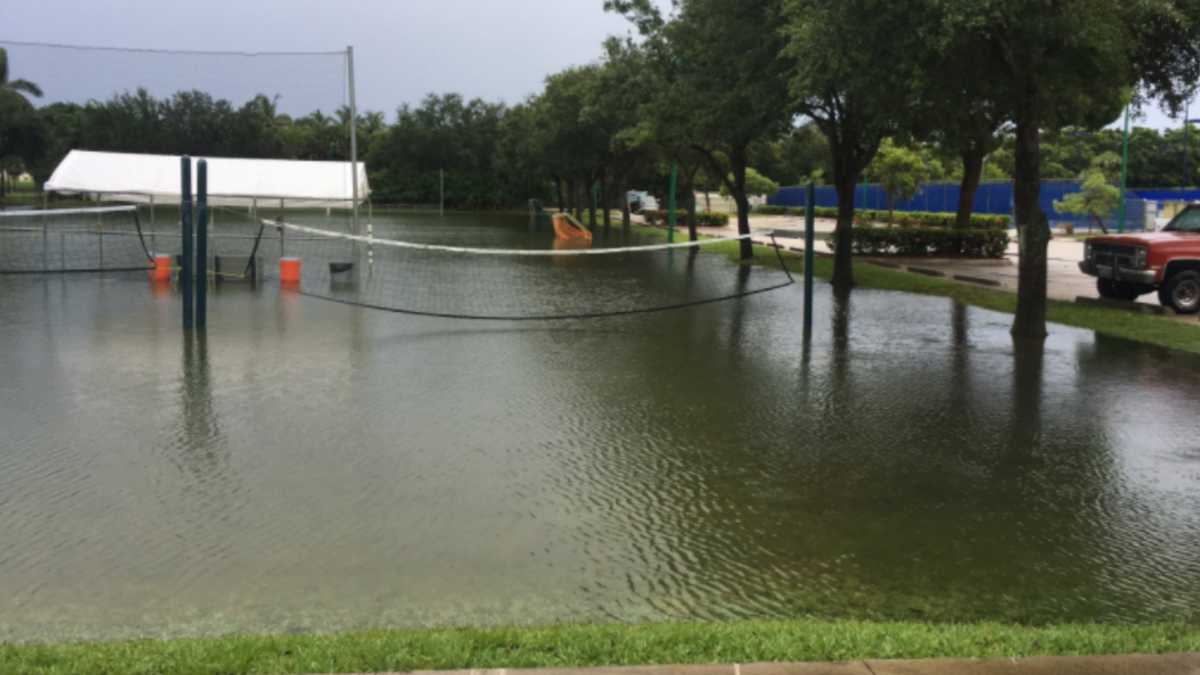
[347,45,360,235]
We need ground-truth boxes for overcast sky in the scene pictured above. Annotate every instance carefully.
[0,0,667,117]
[0,0,1185,130]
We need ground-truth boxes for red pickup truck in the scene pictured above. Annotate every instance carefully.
[1078,204,1200,313]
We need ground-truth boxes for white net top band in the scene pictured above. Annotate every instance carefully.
[272,220,765,257]
[0,206,139,219]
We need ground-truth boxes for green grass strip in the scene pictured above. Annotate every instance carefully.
[3,620,1199,675]
[623,222,1200,355]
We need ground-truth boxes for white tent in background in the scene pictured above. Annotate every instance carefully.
[44,150,370,209]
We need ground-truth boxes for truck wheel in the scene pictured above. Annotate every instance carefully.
[1097,278,1143,301]
[1162,271,1200,314]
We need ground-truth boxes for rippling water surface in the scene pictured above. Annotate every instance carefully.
[1,211,1199,642]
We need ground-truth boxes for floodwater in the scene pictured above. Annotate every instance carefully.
[1,211,1199,643]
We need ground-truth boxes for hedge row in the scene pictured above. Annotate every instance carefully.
[643,210,730,227]
[752,204,1009,230]
[827,226,1010,258]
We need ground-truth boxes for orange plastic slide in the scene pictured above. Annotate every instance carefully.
[552,213,593,244]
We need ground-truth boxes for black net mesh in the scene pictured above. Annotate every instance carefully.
[261,222,796,321]
[0,207,154,274]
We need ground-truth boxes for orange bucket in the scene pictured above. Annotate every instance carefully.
[279,256,303,284]
[151,254,172,281]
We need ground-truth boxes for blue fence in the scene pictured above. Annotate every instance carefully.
[770,180,1152,231]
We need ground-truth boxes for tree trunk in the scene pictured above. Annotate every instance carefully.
[686,190,698,241]
[1011,101,1049,340]
[586,178,596,228]
[704,190,711,212]
[731,153,753,260]
[1090,212,1109,234]
[573,180,584,222]
[554,175,565,213]
[955,147,985,229]
[601,174,611,233]
[565,178,575,216]
[832,177,857,290]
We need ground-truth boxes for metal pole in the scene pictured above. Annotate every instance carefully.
[347,45,360,235]
[150,194,157,252]
[803,182,816,341]
[667,162,677,243]
[1184,103,1190,189]
[279,198,285,257]
[196,160,208,329]
[1119,104,1131,233]
[97,210,103,268]
[440,168,445,217]
[181,156,194,330]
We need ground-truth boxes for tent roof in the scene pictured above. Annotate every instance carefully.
[44,150,369,208]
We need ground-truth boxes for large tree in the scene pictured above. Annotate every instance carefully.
[943,0,1200,338]
[0,47,44,193]
[609,0,795,259]
[781,0,929,289]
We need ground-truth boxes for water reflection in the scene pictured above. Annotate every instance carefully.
[1,213,1199,642]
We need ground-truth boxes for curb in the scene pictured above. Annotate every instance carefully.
[952,274,1003,287]
[907,266,946,278]
[1074,296,1170,316]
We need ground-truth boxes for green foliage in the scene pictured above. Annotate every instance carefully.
[719,167,779,197]
[754,204,1008,229]
[869,139,937,217]
[368,93,514,207]
[828,225,1010,258]
[644,210,729,226]
[1054,155,1122,229]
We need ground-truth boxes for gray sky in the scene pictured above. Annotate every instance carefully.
[0,0,664,117]
[0,0,1185,130]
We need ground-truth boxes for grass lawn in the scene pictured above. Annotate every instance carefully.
[623,222,1200,356]
[3,620,1199,675]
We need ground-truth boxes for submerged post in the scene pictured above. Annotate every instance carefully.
[181,156,194,330]
[803,182,816,341]
[196,160,208,329]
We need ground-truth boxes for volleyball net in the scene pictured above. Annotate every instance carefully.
[260,221,796,320]
[0,206,155,274]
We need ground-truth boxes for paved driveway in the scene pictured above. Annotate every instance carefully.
[683,215,1159,306]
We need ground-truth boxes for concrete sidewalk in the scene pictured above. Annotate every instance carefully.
[356,653,1200,675]
[676,215,1160,307]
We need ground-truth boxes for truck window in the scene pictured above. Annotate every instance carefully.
[1166,209,1200,233]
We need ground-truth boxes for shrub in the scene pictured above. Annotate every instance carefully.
[752,205,788,215]
[826,226,1009,258]
[643,210,730,227]
[782,206,1008,229]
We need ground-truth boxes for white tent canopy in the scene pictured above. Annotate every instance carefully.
[44,150,370,209]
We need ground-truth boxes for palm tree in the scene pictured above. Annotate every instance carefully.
[0,47,42,196]
[0,47,43,100]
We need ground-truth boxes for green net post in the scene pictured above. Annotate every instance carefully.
[196,159,208,329]
[181,156,193,331]
[804,182,816,341]
[667,162,677,243]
